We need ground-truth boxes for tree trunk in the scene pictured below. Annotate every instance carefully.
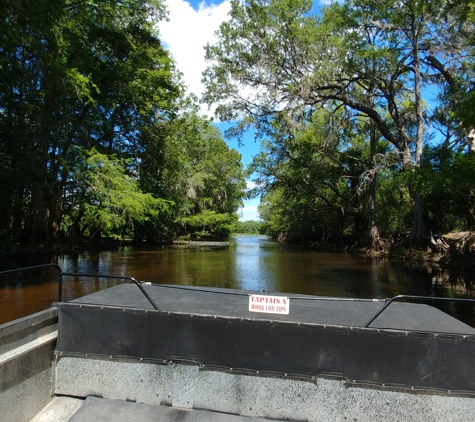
[23,185,49,246]
[468,128,475,152]
[11,190,25,238]
[408,192,426,244]
[367,174,379,246]
[0,192,13,234]
[400,144,413,167]
[367,84,379,247]
[413,35,424,166]
[407,15,426,245]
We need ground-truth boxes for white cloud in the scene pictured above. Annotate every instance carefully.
[239,204,259,222]
[159,1,231,117]
[246,180,256,189]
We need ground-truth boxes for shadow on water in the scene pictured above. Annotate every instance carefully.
[1,235,474,325]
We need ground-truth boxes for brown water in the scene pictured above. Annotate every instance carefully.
[1,235,474,325]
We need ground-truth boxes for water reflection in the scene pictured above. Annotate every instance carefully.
[1,235,474,324]
[235,235,278,291]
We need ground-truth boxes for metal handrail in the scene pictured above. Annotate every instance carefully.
[0,263,63,301]
[0,264,160,311]
[148,284,475,329]
[363,294,475,328]
[62,272,160,311]
[148,283,386,302]
[2,265,474,324]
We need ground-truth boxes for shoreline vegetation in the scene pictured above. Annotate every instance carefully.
[391,231,475,271]
[201,0,475,275]
[289,231,475,272]
[2,231,475,274]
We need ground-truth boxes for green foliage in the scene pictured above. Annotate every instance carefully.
[235,220,263,235]
[0,0,247,248]
[65,148,167,239]
[0,229,18,254]
[374,170,413,236]
[440,1,475,132]
[248,107,390,241]
[179,210,238,240]
[417,148,475,231]
[203,0,474,245]
[148,115,246,240]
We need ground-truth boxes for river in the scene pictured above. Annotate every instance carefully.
[1,235,474,325]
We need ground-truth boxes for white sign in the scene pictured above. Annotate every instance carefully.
[249,294,290,315]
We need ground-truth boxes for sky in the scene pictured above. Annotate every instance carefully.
[159,0,262,221]
[159,1,326,221]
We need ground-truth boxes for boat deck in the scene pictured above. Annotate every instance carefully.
[5,282,473,422]
[32,396,278,422]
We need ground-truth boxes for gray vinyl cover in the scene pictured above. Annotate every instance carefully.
[56,284,475,395]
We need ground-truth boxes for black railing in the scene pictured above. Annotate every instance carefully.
[1,265,474,329]
[0,264,160,311]
[0,263,64,302]
[362,294,475,328]
[145,284,475,329]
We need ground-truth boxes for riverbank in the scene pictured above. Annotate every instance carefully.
[173,240,230,250]
[2,231,475,272]
[390,231,475,271]
[355,231,475,272]
[277,231,475,272]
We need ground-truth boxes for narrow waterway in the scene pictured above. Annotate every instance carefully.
[1,235,473,324]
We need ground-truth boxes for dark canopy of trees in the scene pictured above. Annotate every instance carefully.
[203,0,475,248]
[0,0,246,251]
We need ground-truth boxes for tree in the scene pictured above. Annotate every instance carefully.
[203,0,472,245]
[248,106,390,242]
[64,148,167,240]
[0,0,182,246]
[235,220,262,234]
[443,1,475,148]
[169,117,246,239]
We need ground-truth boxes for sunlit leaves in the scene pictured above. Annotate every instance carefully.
[69,148,166,238]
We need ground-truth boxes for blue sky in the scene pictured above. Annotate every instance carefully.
[159,1,325,220]
[187,0,223,9]
[160,0,262,220]
[185,0,326,12]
